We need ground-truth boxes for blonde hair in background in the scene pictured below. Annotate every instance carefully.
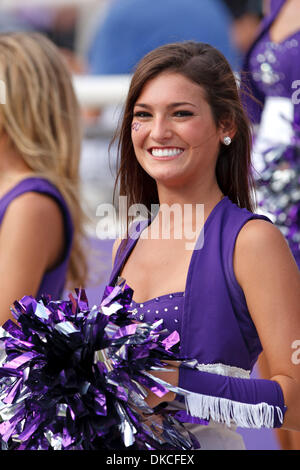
[0,32,88,289]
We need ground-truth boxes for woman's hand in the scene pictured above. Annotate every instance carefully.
[144,360,180,408]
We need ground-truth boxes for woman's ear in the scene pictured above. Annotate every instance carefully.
[219,118,237,143]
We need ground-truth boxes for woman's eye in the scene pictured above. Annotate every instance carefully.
[174,110,193,117]
[133,111,151,118]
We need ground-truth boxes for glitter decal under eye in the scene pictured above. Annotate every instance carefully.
[132,122,142,131]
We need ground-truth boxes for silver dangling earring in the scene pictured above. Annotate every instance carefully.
[223,136,231,146]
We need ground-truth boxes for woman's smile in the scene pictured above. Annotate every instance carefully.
[147,146,185,160]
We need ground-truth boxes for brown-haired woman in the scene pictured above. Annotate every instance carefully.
[0,32,88,324]
[108,41,300,449]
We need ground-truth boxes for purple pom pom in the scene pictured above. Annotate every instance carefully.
[0,280,198,450]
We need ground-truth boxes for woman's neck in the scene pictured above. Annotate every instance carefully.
[156,178,223,210]
[153,180,224,237]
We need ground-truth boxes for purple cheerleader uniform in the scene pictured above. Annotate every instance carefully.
[0,177,73,299]
[109,196,287,449]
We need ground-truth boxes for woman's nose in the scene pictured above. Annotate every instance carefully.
[150,117,172,141]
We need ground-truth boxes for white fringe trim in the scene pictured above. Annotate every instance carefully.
[184,392,284,429]
[143,363,284,429]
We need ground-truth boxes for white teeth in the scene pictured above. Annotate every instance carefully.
[151,148,183,157]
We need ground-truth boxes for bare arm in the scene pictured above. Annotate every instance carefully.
[0,192,64,325]
[234,219,300,430]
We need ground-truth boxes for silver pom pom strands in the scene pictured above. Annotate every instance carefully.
[255,127,300,259]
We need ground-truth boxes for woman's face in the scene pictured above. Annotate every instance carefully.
[131,72,224,188]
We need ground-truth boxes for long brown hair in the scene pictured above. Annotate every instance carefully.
[0,32,88,288]
[113,41,255,215]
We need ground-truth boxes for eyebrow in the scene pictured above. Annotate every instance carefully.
[134,102,197,109]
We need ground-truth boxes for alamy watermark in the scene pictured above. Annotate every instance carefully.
[291,340,300,365]
[0,80,6,104]
[95,196,205,251]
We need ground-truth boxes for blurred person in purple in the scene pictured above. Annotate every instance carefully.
[242,0,300,269]
[14,6,78,51]
[223,0,263,53]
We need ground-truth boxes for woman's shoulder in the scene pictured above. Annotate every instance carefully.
[234,217,298,287]
[220,197,271,230]
[4,190,65,235]
[219,198,288,263]
[1,176,70,226]
[0,190,65,273]
[236,217,283,251]
[0,177,67,208]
